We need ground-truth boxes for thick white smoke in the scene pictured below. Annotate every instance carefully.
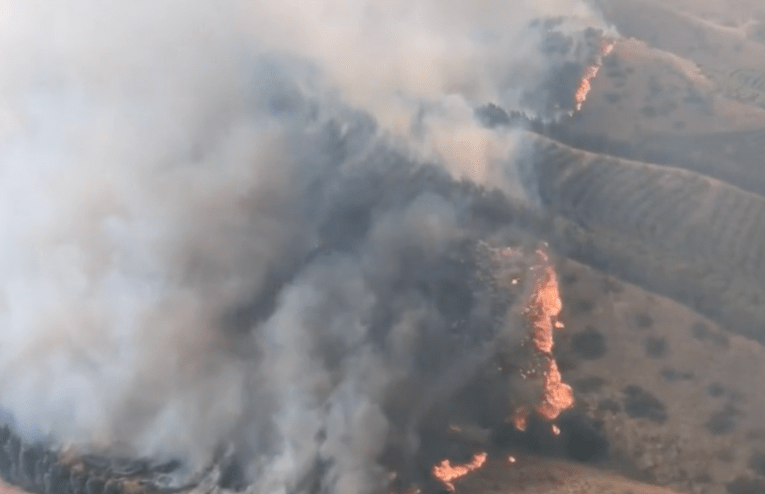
[0,2,612,493]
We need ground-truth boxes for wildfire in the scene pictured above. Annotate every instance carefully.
[432,452,488,491]
[524,262,562,353]
[510,407,528,431]
[574,39,616,111]
[574,65,600,111]
[427,242,572,494]
[537,359,574,420]
[527,249,573,420]
[603,41,615,57]
[511,246,574,426]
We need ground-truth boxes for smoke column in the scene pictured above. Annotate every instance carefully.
[0,2,613,493]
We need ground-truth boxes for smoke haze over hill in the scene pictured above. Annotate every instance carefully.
[0,2,613,493]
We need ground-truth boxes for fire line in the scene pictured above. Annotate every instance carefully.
[432,452,488,491]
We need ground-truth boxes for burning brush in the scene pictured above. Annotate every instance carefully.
[478,242,574,428]
[417,243,575,493]
[574,39,616,111]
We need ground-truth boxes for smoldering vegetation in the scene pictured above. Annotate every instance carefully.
[0,423,184,494]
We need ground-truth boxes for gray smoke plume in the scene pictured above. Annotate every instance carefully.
[0,2,614,493]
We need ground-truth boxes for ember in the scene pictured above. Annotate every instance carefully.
[511,407,529,431]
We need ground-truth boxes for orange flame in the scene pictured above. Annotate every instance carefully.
[536,359,574,420]
[511,407,528,431]
[524,262,563,353]
[574,39,616,111]
[486,243,573,428]
[524,247,574,421]
[432,452,488,491]
[574,65,600,111]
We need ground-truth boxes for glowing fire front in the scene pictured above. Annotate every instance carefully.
[431,452,488,491]
[536,358,574,421]
[427,244,573,492]
[511,407,529,432]
[477,243,574,427]
[515,247,574,422]
[524,254,563,354]
[574,39,616,111]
